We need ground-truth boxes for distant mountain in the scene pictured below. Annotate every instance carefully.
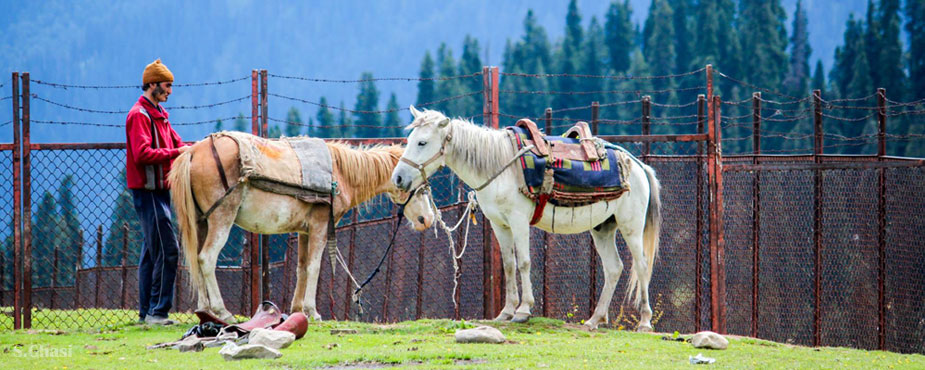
[0,0,869,143]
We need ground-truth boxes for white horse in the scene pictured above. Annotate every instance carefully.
[391,107,662,331]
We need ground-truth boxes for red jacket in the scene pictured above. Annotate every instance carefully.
[125,96,183,190]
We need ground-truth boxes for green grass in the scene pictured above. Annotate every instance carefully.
[0,312,923,369]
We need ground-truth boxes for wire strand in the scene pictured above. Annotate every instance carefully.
[268,72,481,83]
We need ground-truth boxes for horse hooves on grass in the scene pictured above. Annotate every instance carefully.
[493,312,514,322]
[511,313,531,323]
[636,325,653,333]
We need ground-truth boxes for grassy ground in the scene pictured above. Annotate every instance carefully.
[0,312,923,369]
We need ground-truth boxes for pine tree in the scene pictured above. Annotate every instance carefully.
[32,191,59,287]
[605,0,634,75]
[812,60,826,94]
[864,0,882,89]
[384,92,401,137]
[103,170,143,268]
[553,0,584,116]
[436,43,464,116]
[338,101,354,138]
[613,49,652,135]
[316,96,335,138]
[214,119,224,133]
[737,0,788,89]
[353,72,381,138]
[416,51,436,110]
[582,16,606,121]
[285,107,303,137]
[672,0,694,74]
[56,175,81,286]
[907,0,925,100]
[459,36,483,118]
[831,15,865,99]
[233,113,248,132]
[268,124,282,138]
[876,0,906,99]
[783,0,812,98]
[643,0,676,92]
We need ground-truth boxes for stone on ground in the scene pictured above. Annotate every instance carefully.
[249,328,296,350]
[690,331,729,350]
[219,342,282,360]
[455,326,505,344]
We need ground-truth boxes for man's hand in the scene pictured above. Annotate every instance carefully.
[178,145,191,154]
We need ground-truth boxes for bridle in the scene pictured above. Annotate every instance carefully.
[398,123,453,189]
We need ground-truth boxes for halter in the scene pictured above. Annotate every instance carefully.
[398,124,453,188]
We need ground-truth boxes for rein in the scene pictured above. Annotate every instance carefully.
[350,184,428,316]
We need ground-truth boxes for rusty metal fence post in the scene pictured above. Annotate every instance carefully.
[542,107,552,318]
[751,92,761,338]
[11,72,21,330]
[21,72,32,329]
[249,69,261,315]
[695,93,704,332]
[876,88,887,350]
[481,66,501,319]
[641,96,651,158]
[812,89,823,347]
[260,70,270,303]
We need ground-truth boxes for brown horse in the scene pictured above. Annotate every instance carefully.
[168,132,434,322]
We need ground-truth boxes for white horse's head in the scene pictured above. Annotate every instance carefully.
[391,106,452,192]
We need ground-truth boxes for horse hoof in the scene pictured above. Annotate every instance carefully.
[511,313,531,323]
[583,319,600,331]
[493,312,514,322]
[636,324,653,333]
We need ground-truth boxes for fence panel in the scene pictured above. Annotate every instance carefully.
[884,166,925,354]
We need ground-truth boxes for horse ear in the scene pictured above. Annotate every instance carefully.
[409,105,421,118]
[438,118,450,127]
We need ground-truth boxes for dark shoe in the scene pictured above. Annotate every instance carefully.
[144,315,177,326]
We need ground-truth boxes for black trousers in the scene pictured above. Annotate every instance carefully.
[132,189,179,319]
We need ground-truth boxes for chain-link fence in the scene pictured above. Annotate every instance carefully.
[2,67,923,356]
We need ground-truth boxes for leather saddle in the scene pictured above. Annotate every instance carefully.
[513,119,602,161]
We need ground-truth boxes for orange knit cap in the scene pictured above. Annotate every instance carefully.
[142,59,174,84]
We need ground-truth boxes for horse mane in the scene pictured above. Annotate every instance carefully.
[326,141,402,204]
[411,109,514,178]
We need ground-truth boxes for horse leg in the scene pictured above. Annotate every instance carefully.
[300,209,329,321]
[585,217,623,330]
[198,218,236,323]
[510,221,534,323]
[289,233,310,314]
[620,221,653,332]
[488,221,518,321]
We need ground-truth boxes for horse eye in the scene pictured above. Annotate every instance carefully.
[418,141,427,147]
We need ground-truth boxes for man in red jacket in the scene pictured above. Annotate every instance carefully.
[126,59,189,325]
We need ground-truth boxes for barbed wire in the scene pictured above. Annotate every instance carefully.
[599,117,641,125]
[501,66,706,81]
[824,92,878,103]
[0,95,11,102]
[887,108,925,117]
[721,134,754,142]
[0,120,11,127]
[820,112,876,122]
[30,94,252,114]
[885,96,925,107]
[268,72,481,83]
[820,101,880,111]
[498,85,706,97]
[715,70,802,101]
[757,95,813,106]
[32,116,243,127]
[720,96,757,106]
[266,117,406,129]
[31,76,250,90]
[269,91,481,114]
[649,99,699,109]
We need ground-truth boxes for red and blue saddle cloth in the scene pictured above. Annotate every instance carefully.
[506,126,629,225]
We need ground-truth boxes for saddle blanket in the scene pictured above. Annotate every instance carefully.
[214,131,334,196]
[507,126,628,195]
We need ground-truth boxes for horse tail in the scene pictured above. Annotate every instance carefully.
[627,162,662,308]
[168,147,202,294]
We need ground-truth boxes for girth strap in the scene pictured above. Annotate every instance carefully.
[210,135,230,191]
